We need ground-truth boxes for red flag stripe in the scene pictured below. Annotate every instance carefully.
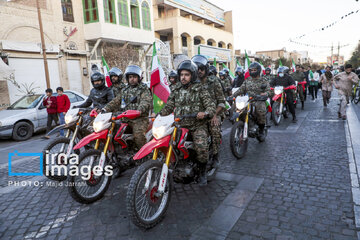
[150,68,161,88]
[153,84,170,103]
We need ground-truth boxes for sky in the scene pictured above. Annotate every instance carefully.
[207,0,360,62]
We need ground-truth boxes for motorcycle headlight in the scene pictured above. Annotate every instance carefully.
[93,121,105,133]
[236,101,247,110]
[152,126,166,140]
[274,89,282,95]
[65,115,78,124]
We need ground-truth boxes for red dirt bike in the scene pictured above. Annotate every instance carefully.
[271,85,296,125]
[126,113,217,229]
[67,109,152,204]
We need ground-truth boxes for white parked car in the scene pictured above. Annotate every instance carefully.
[0,90,86,141]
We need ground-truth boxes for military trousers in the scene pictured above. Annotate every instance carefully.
[190,125,209,164]
[209,116,222,155]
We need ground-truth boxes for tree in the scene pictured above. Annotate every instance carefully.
[347,41,360,69]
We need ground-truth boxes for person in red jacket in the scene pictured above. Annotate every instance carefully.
[56,87,70,136]
[43,88,58,139]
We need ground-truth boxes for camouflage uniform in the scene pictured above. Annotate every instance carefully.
[233,77,271,125]
[160,82,216,163]
[104,83,152,149]
[111,82,126,97]
[169,82,180,92]
[263,75,273,82]
[223,76,233,96]
[204,75,225,155]
[291,71,306,102]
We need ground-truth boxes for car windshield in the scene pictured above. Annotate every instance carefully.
[8,95,43,109]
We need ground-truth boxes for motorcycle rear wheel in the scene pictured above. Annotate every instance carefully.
[230,121,248,159]
[127,160,172,229]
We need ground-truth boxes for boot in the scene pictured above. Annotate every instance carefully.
[198,162,207,186]
[212,153,220,168]
[292,115,297,123]
[301,101,304,110]
[258,124,265,141]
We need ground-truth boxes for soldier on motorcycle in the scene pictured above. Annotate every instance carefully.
[74,72,114,110]
[103,65,152,149]
[109,67,126,97]
[232,62,271,141]
[159,60,216,186]
[271,66,297,123]
[192,55,225,168]
[168,69,179,92]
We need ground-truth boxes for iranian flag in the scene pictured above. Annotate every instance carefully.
[236,60,242,68]
[279,59,283,67]
[291,59,296,72]
[259,61,266,75]
[150,42,171,113]
[266,98,272,112]
[244,51,251,79]
[101,56,111,87]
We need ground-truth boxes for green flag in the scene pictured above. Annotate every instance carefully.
[222,63,235,79]
[198,45,200,55]
[279,59,283,67]
[213,57,217,67]
[236,60,242,68]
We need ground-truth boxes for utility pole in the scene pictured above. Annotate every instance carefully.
[36,0,50,88]
[331,43,333,66]
[337,42,340,65]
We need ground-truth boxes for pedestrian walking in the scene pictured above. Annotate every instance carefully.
[319,66,334,107]
[309,68,319,100]
[43,88,58,139]
[56,87,70,136]
[334,64,360,120]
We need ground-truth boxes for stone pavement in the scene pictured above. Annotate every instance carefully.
[0,90,359,240]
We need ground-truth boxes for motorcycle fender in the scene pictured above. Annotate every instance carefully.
[73,129,108,150]
[47,123,74,136]
[133,135,171,160]
[272,94,281,101]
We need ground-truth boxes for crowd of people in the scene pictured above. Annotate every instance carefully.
[43,57,360,185]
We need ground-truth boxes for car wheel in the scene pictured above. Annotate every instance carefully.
[12,122,33,141]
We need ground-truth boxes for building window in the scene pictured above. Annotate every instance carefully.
[160,35,167,42]
[130,0,140,28]
[83,0,99,23]
[218,42,223,48]
[194,38,201,45]
[141,1,151,30]
[62,0,74,22]
[118,0,129,26]
[104,0,116,23]
[207,41,213,46]
[182,36,187,47]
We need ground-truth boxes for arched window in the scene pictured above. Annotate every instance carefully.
[118,0,129,26]
[141,1,151,30]
[130,0,140,28]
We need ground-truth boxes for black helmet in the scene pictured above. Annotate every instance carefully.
[235,66,244,75]
[249,62,262,78]
[168,70,178,82]
[191,55,209,76]
[265,67,271,72]
[90,72,105,89]
[177,60,198,83]
[124,65,142,82]
[223,68,230,75]
[219,70,226,77]
[108,67,123,84]
[209,65,217,76]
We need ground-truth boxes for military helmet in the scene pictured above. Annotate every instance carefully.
[235,66,244,75]
[209,65,217,75]
[177,60,198,83]
[219,70,226,77]
[191,55,209,75]
[283,66,290,74]
[108,67,123,84]
[265,67,271,72]
[124,65,142,82]
[249,62,262,78]
[168,69,178,82]
[277,66,286,73]
[90,72,105,89]
[223,68,230,75]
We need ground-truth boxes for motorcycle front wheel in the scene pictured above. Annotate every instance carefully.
[230,121,248,159]
[272,102,282,125]
[126,160,172,229]
[67,149,112,204]
[354,87,360,104]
